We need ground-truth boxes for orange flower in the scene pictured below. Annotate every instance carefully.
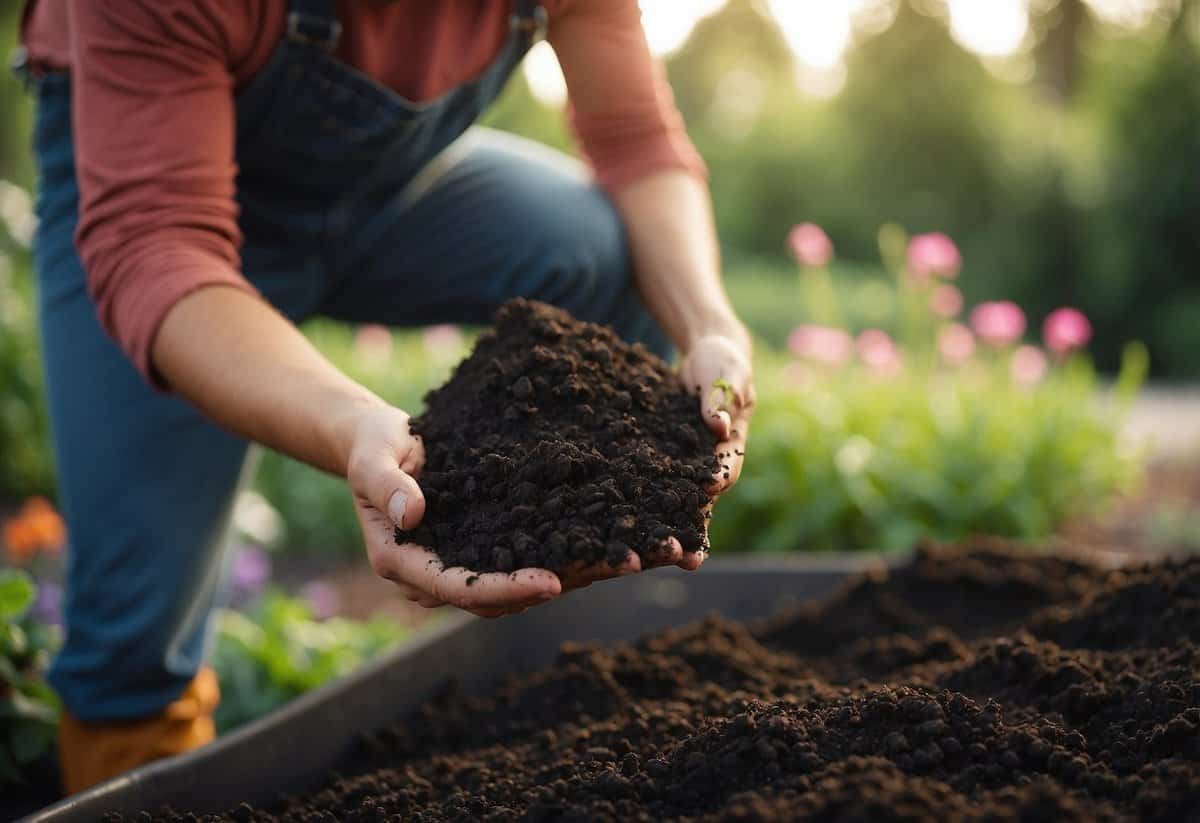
[2,497,66,563]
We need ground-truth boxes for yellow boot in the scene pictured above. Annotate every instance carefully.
[58,667,220,794]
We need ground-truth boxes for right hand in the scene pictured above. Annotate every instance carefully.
[347,405,562,618]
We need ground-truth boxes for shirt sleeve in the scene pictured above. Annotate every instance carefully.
[548,0,707,194]
[69,0,260,388]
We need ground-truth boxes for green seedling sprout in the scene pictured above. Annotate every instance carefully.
[710,377,735,411]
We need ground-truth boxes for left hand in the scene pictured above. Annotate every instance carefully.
[552,332,755,589]
[679,332,755,565]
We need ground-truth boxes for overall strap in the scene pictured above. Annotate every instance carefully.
[510,0,549,41]
[288,0,342,51]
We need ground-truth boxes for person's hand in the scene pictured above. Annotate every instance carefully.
[679,332,756,557]
[348,405,562,618]
[553,535,689,593]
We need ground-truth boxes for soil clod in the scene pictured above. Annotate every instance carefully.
[395,299,719,573]
[125,543,1199,822]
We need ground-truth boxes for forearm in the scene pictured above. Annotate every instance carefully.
[151,285,385,476]
[614,170,749,355]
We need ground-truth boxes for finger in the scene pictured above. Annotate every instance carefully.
[433,565,562,611]
[677,548,707,572]
[641,537,683,569]
[703,402,733,440]
[353,449,427,530]
[557,552,641,591]
[399,438,425,478]
[708,416,750,495]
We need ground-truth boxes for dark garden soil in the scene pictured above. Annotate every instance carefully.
[130,542,1200,822]
[396,299,721,574]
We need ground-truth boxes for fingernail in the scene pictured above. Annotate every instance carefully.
[388,491,408,528]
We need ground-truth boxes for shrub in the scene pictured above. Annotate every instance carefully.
[0,186,53,499]
[0,570,61,787]
[708,224,1146,553]
[211,590,409,732]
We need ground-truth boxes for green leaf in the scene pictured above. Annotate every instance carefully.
[7,687,59,724]
[0,746,26,787]
[0,570,35,621]
[8,716,56,764]
[0,655,19,685]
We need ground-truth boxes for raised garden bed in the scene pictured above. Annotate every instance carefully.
[25,543,1200,821]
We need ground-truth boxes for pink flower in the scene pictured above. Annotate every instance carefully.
[231,545,271,596]
[1010,345,1048,386]
[938,323,975,366]
[788,324,853,366]
[422,324,465,357]
[782,361,816,390]
[969,301,1026,347]
[787,223,834,268]
[856,329,902,376]
[929,284,963,319]
[301,580,341,621]
[1042,307,1092,355]
[354,324,393,363]
[907,232,962,282]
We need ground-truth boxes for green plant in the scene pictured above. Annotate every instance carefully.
[710,344,1145,552]
[0,193,54,498]
[0,570,61,786]
[211,589,410,732]
[708,224,1146,553]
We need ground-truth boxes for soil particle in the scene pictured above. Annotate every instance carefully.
[395,299,719,573]
[120,543,1200,822]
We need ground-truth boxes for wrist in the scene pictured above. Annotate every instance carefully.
[327,388,389,476]
[682,313,751,357]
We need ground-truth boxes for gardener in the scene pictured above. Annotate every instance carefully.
[18,0,754,793]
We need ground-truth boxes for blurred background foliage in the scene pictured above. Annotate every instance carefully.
[483,0,1200,379]
[0,0,1196,506]
[0,0,1193,755]
[3,0,1199,378]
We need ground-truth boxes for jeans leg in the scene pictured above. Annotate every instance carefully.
[33,77,251,722]
[317,127,673,359]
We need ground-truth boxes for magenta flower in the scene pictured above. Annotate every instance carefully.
[231,545,271,596]
[856,329,902,376]
[938,322,975,366]
[33,580,63,626]
[907,233,962,282]
[1042,307,1092,355]
[929,284,963,319]
[1010,345,1048,386]
[353,324,393,364]
[788,324,853,366]
[787,223,834,268]
[301,580,341,621]
[422,324,465,357]
[969,301,1026,347]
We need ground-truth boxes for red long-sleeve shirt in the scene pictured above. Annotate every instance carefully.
[22,0,706,383]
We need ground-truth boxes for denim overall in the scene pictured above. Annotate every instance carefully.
[29,0,669,722]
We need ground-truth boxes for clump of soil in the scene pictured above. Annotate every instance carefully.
[132,543,1200,822]
[396,299,721,573]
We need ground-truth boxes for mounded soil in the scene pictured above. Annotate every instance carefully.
[396,299,721,574]
[129,543,1200,822]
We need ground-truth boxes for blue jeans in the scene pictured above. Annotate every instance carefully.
[33,70,668,721]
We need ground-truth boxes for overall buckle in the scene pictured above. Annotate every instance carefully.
[287,12,343,51]
[509,6,549,42]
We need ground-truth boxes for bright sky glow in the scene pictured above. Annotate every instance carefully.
[639,0,728,56]
[1084,0,1174,27]
[522,0,1168,106]
[522,40,567,107]
[767,0,854,69]
[946,0,1030,57]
